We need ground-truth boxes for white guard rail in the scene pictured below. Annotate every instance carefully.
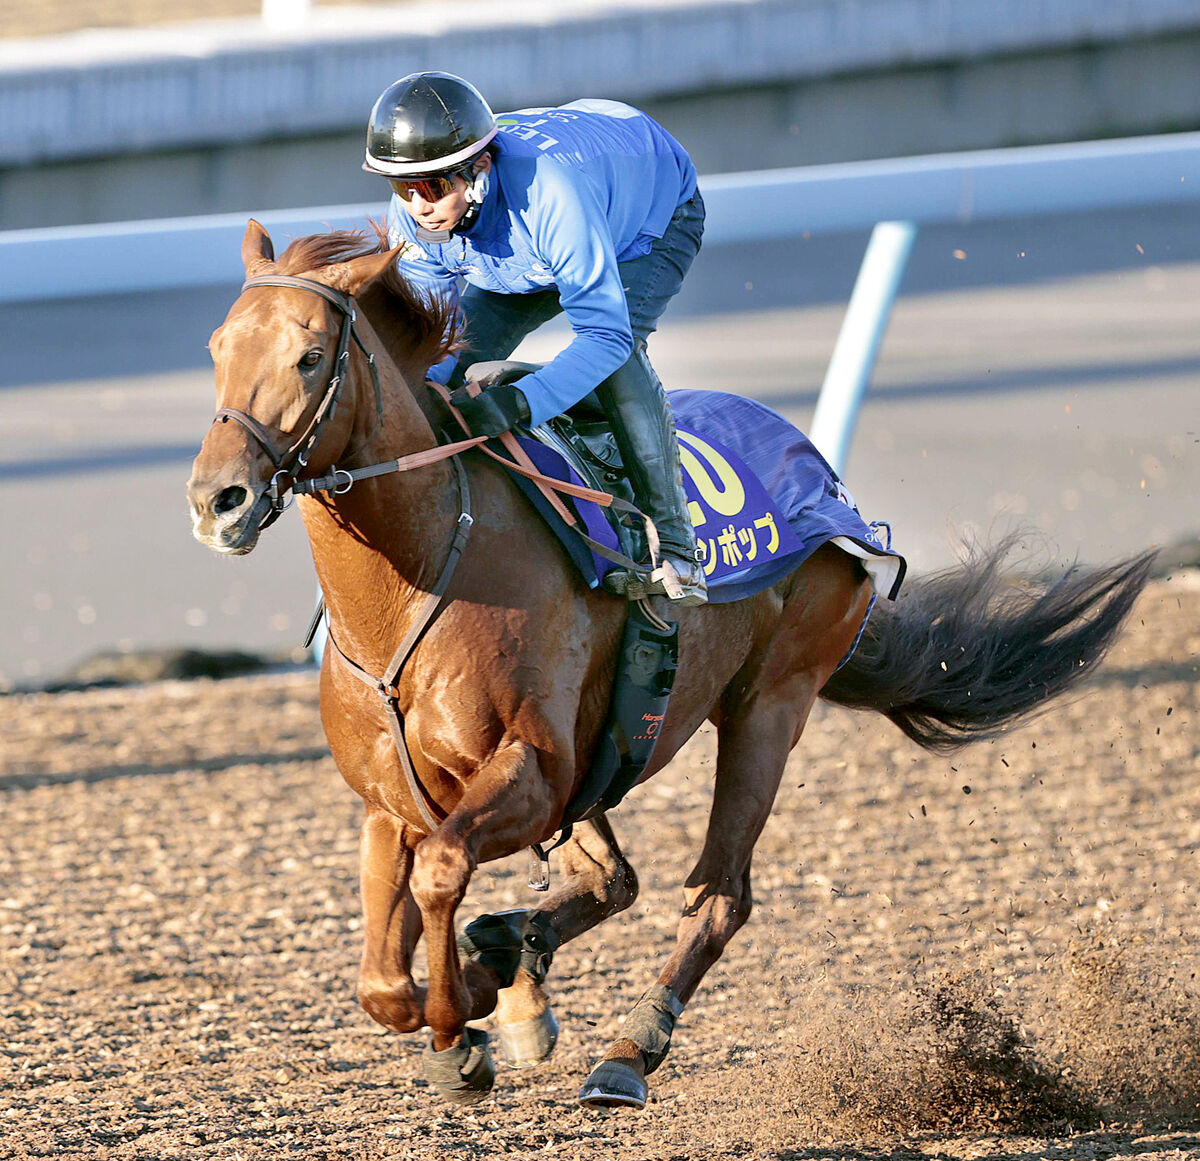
[4,131,1200,470]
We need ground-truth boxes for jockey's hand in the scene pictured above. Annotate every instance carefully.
[449,375,532,438]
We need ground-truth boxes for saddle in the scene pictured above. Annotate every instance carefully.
[459,370,906,607]
[535,399,649,567]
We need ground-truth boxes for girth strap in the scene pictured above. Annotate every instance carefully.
[321,455,474,833]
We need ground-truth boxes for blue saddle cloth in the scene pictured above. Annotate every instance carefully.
[515,389,906,604]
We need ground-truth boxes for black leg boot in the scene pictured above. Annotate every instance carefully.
[597,344,707,606]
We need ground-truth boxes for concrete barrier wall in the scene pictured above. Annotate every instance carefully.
[3,0,1200,229]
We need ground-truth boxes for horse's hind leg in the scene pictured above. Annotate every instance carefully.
[578,707,801,1108]
[356,806,426,1034]
[480,814,638,1066]
[580,547,872,1109]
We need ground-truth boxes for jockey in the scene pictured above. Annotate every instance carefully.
[363,71,707,606]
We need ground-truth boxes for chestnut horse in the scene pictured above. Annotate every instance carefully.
[188,222,1152,1109]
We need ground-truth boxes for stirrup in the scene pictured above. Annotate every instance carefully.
[603,558,707,606]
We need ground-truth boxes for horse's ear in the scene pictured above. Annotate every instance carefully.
[242,219,275,276]
[322,247,401,296]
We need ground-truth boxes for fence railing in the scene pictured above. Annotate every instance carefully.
[5,131,1200,469]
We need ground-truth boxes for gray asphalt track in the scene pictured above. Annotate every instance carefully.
[2,204,1197,686]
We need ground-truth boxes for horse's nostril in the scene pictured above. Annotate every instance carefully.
[214,485,248,515]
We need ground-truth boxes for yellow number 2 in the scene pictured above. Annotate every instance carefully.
[677,431,746,528]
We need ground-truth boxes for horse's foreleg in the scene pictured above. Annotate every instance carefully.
[356,806,426,1034]
[486,814,638,1065]
[579,693,814,1109]
[410,740,552,1103]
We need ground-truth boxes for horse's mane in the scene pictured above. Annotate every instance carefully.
[272,224,458,374]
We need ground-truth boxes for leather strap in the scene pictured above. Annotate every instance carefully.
[242,273,353,311]
[213,407,286,468]
[428,380,652,574]
[293,383,648,573]
[216,274,634,541]
[241,275,383,426]
[322,455,473,833]
[294,434,487,496]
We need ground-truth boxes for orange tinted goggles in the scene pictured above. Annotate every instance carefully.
[389,174,460,202]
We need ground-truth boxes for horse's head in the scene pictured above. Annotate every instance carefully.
[188,220,399,555]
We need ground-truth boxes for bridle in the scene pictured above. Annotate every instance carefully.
[211,274,384,532]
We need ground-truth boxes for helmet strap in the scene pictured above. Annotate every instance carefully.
[451,167,490,234]
[453,205,481,234]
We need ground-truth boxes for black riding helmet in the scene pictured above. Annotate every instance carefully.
[363,72,498,177]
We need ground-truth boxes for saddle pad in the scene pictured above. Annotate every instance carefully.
[513,388,906,605]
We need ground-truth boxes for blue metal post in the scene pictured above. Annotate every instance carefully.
[809,220,918,475]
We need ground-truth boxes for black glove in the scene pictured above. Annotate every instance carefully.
[449,364,534,437]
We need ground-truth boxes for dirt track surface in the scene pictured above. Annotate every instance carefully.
[2,577,1198,1160]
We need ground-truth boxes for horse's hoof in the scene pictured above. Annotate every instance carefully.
[497,1005,559,1067]
[577,1060,648,1110]
[422,1026,494,1105]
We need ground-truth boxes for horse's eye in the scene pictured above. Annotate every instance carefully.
[299,350,322,369]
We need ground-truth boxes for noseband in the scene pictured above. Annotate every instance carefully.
[212,274,383,532]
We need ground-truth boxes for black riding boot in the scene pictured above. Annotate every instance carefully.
[596,344,707,606]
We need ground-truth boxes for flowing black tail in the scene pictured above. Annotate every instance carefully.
[820,539,1156,752]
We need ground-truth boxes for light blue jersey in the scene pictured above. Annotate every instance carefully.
[384,99,698,426]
